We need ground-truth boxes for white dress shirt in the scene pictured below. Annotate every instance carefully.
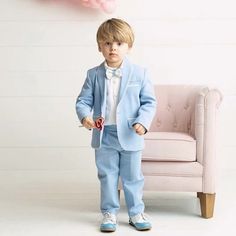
[104,62,122,125]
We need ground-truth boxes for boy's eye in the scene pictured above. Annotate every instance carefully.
[117,42,122,46]
[105,42,111,46]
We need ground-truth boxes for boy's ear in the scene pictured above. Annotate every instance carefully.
[98,44,101,52]
[127,46,132,54]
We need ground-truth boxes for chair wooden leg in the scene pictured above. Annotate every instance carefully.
[118,190,121,200]
[198,192,216,218]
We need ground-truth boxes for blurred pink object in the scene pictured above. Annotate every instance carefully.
[45,0,116,13]
[81,0,116,13]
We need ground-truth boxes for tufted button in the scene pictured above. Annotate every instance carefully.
[184,104,189,110]
[167,104,172,111]
[173,122,177,128]
[187,122,191,130]
[156,118,161,127]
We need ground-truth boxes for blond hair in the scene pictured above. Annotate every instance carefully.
[96,18,134,48]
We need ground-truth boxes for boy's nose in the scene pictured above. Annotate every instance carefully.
[111,43,118,50]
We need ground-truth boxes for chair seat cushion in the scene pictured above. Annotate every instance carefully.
[142,161,203,177]
[142,132,196,162]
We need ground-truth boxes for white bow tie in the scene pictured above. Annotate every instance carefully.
[105,67,122,80]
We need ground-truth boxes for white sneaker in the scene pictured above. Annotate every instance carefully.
[100,212,117,232]
[129,213,152,231]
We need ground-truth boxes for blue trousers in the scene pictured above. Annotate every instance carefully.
[95,125,145,217]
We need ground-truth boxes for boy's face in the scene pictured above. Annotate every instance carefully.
[98,41,130,68]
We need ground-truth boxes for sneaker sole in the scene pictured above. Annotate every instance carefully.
[129,222,151,231]
[100,227,116,232]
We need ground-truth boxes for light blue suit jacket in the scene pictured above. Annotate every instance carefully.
[76,58,156,151]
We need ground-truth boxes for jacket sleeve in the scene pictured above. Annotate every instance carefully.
[75,70,94,123]
[133,69,157,131]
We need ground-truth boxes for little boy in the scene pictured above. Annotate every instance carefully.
[76,18,156,232]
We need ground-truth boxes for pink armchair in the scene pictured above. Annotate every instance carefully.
[142,85,222,218]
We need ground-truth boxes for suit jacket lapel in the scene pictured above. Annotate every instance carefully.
[118,57,133,103]
[97,62,106,117]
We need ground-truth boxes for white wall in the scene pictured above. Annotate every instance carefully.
[0,0,235,183]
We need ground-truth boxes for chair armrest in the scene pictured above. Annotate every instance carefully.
[195,88,223,193]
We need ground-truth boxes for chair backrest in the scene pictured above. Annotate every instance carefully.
[149,85,205,136]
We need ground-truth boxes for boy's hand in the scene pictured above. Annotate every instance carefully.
[82,117,96,130]
[132,123,146,136]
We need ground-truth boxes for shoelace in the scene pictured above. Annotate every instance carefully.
[131,213,149,223]
[102,212,116,224]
